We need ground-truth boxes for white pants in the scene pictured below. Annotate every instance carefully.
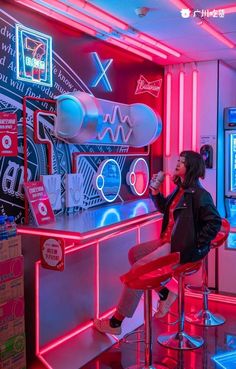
[117,239,178,317]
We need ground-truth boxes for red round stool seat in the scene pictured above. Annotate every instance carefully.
[121,252,180,290]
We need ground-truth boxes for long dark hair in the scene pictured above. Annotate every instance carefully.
[173,150,206,188]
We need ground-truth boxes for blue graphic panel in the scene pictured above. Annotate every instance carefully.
[16,24,52,86]
[230,134,236,192]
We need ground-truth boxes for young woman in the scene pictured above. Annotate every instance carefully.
[94,151,222,335]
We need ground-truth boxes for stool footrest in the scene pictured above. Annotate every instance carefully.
[157,331,204,350]
[185,284,210,295]
[126,364,169,369]
[186,309,225,326]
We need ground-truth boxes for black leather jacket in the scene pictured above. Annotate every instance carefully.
[151,181,222,263]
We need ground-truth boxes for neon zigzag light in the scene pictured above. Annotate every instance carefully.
[98,105,134,143]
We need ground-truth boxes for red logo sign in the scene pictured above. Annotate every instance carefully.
[135,75,162,97]
[23,181,55,226]
[0,113,18,156]
[40,237,64,271]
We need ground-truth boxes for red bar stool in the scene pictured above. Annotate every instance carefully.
[157,260,203,350]
[186,218,230,326]
[121,252,180,369]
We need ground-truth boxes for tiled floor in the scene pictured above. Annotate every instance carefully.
[81,296,236,369]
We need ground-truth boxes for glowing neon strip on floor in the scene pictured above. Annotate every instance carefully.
[212,350,236,369]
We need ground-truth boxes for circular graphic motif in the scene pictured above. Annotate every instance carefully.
[2,135,12,149]
[94,159,121,202]
[38,202,48,216]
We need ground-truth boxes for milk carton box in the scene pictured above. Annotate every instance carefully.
[0,236,22,261]
[0,298,25,342]
[0,257,24,304]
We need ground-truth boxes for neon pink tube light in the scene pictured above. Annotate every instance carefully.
[66,0,129,30]
[138,34,181,57]
[200,21,235,48]
[178,71,184,154]
[210,5,236,14]
[165,72,172,157]
[192,70,198,151]
[123,36,167,59]
[15,0,97,36]
[170,0,190,9]
[33,0,112,33]
[107,38,153,61]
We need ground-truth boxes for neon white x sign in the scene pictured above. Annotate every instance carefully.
[91,52,113,91]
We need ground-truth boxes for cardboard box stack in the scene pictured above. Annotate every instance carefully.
[0,219,26,369]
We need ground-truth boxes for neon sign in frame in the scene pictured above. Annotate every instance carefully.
[94,159,121,203]
[16,24,52,87]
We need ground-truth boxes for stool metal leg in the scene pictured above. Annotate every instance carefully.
[186,257,225,327]
[157,274,204,350]
[127,290,169,369]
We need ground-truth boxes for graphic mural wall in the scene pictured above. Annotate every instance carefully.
[0,2,163,223]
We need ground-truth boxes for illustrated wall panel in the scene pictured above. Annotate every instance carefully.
[0,2,163,223]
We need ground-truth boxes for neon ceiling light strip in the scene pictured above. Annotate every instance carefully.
[178,71,184,154]
[138,34,181,57]
[170,0,191,9]
[123,36,167,59]
[61,0,129,30]
[192,70,198,151]
[15,0,96,36]
[165,72,172,157]
[33,0,112,33]
[210,5,236,14]
[107,38,153,61]
[199,21,235,48]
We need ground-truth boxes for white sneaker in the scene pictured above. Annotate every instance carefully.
[94,318,122,335]
[154,291,178,319]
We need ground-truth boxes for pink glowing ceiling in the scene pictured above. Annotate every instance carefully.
[14,0,236,69]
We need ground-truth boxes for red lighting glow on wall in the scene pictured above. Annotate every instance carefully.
[178,71,185,154]
[165,72,172,157]
[192,69,198,151]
